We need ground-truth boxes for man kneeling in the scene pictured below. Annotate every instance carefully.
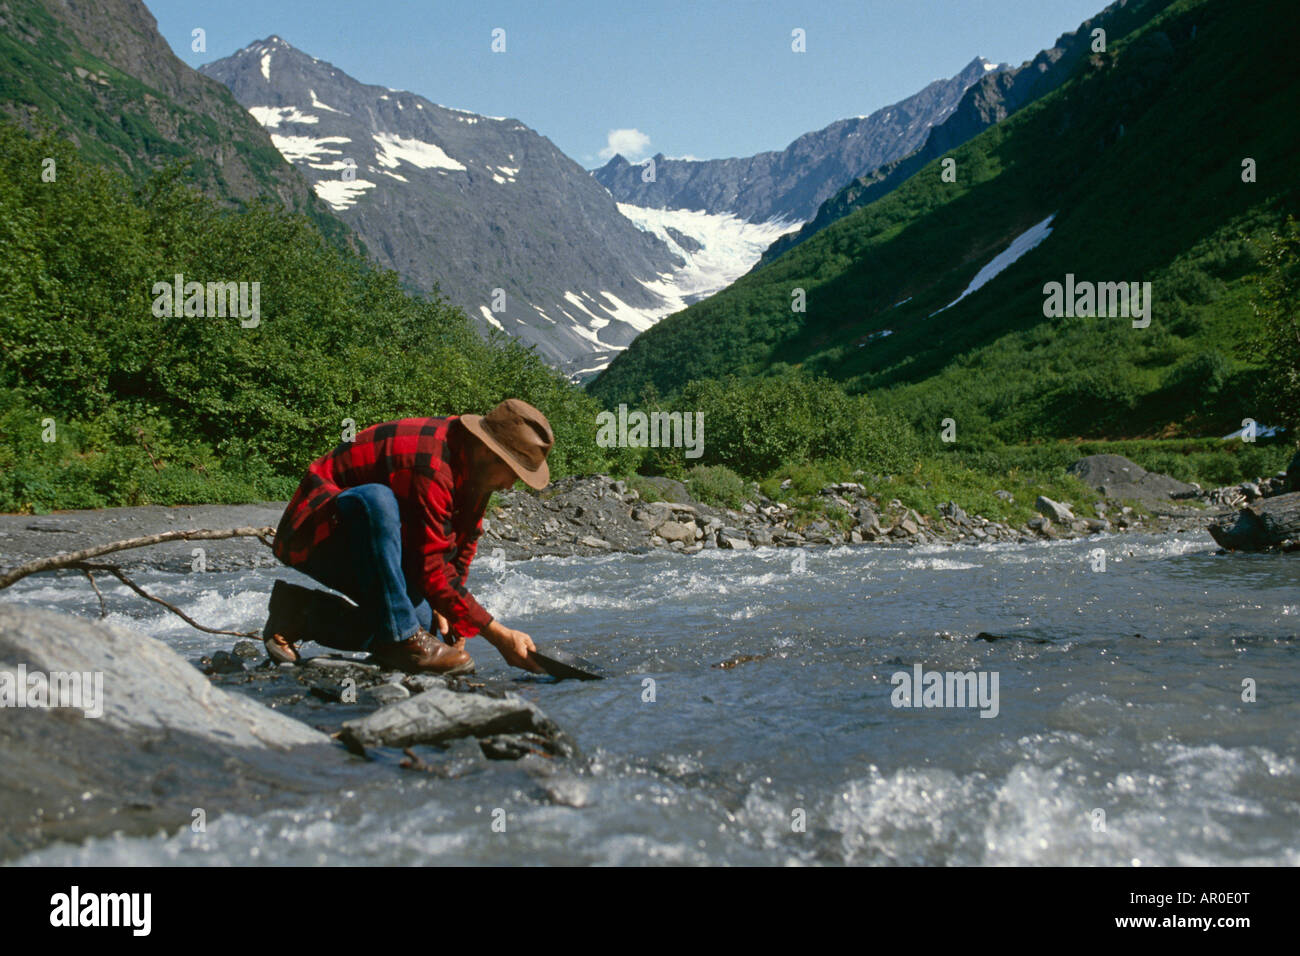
[263,399,550,675]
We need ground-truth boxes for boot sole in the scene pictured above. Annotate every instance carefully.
[369,654,476,676]
[264,634,300,664]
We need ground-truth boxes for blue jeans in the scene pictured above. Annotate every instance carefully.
[296,484,434,649]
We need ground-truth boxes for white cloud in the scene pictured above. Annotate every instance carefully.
[598,128,651,162]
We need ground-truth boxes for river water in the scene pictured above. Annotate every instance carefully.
[6,532,1299,865]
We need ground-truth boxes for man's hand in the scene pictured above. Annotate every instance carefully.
[434,610,450,640]
[483,619,545,673]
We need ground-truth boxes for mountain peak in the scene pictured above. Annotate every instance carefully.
[246,35,294,52]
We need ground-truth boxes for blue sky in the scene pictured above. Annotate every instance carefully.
[147,0,1107,168]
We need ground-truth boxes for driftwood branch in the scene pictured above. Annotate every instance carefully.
[71,562,262,638]
[0,526,276,589]
[82,567,107,618]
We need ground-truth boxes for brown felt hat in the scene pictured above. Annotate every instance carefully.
[461,398,554,490]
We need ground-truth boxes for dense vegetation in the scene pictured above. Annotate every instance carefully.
[1252,216,1300,433]
[0,121,619,512]
[0,0,350,246]
[591,0,1300,443]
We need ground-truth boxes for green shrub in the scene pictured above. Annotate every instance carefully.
[0,119,627,511]
[683,464,749,510]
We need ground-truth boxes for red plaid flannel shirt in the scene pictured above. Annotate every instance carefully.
[272,416,494,639]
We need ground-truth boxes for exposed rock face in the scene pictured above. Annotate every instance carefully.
[1207,492,1300,552]
[201,36,680,372]
[1066,454,1197,501]
[759,0,1152,264]
[0,605,338,860]
[593,57,1001,225]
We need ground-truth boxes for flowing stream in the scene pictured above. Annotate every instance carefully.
[6,532,1299,865]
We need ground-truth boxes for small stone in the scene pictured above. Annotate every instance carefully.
[1036,495,1074,523]
[206,651,245,674]
[305,656,371,671]
[656,520,697,544]
[403,673,450,694]
[232,640,261,660]
[717,530,751,550]
[363,683,411,707]
[940,501,968,523]
[578,535,612,549]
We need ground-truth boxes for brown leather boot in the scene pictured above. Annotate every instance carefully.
[370,629,476,675]
[263,580,371,663]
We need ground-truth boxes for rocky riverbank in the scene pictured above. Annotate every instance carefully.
[0,604,581,860]
[479,466,1233,561]
[2,453,1292,572]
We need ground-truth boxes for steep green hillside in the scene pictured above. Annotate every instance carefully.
[0,0,351,246]
[591,0,1300,441]
[0,121,615,512]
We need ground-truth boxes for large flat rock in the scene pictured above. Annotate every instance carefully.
[0,605,344,861]
[1066,454,1197,502]
[339,685,564,755]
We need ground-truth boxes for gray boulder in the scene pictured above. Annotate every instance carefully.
[717,529,751,550]
[1066,454,1196,501]
[338,686,565,755]
[0,605,336,861]
[638,477,695,504]
[1036,495,1075,523]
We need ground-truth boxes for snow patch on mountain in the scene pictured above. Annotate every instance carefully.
[248,105,318,127]
[617,203,802,307]
[372,132,465,171]
[930,214,1056,317]
[314,177,375,210]
[562,291,610,330]
[267,133,350,164]
[309,89,344,113]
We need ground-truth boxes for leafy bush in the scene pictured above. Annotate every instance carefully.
[1251,216,1300,432]
[683,464,748,510]
[0,120,623,511]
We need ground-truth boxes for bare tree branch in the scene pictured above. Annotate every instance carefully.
[72,562,262,638]
[0,526,276,590]
[82,567,106,618]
